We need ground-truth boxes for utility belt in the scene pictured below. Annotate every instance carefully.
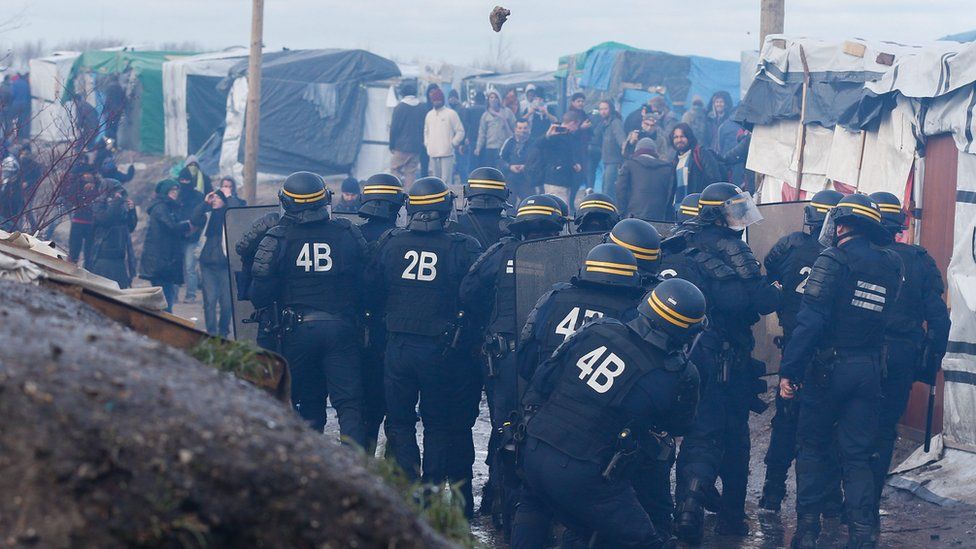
[807,346,882,387]
[279,308,347,333]
[483,332,516,378]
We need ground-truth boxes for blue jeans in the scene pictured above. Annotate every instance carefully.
[182,240,200,300]
[200,264,232,337]
[153,280,178,313]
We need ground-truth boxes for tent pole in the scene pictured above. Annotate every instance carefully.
[242,0,265,205]
[795,45,810,190]
[854,130,868,192]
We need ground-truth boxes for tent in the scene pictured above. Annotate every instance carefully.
[218,49,400,180]
[162,48,249,158]
[555,42,740,117]
[28,51,81,142]
[461,70,559,102]
[738,34,976,506]
[66,49,198,154]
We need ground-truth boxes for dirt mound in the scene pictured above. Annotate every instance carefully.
[0,279,451,548]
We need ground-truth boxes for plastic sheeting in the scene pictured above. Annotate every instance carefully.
[28,52,81,142]
[162,48,247,158]
[218,49,399,177]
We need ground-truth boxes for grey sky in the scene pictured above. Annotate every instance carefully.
[3,1,975,69]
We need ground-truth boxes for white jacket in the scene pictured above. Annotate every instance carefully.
[424,106,465,158]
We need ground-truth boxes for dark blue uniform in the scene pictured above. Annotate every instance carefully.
[513,318,699,549]
[234,211,284,351]
[873,242,949,504]
[250,214,368,444]
[367,227,483,517]
[761,231,842,511]
[455,209,510,249]
[664,225,779,533]
[781,236,902,529]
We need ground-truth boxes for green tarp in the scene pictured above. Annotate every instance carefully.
[68,50,196,154]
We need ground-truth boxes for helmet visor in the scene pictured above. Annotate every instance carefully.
[723,192,763,231]
[818,208,838,248]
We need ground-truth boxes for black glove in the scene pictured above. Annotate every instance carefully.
[915,349,944,385]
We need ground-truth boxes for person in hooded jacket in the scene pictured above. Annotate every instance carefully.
[194,177,246,337]
[703,91,734,152]
[176,167,208,303]
[88,179,138,288]
[140,180,191,312]
[178,155,212,194]
[616,138,676,221]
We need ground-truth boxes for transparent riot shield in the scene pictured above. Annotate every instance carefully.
[513,233,606,336]
[223,206,366,342]
[746,201,808,374]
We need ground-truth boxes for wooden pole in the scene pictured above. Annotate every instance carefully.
[795,45,811,190]
[760,0,785,49]
[242,0,264,205]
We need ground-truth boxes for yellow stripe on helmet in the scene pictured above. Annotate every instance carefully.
[680,206,700,214]
[586,266,639,277]
[282,189,327,203]
[579,200,618,212]
[467,179,507,188]
[363,185,402,194]
[877,204,902,213]
[585,260,638,271]
[517,206,559,216]
[408,189,450,205]
[610,234,661,261]
[698,199,723,206]
[647,291,703,329]
[844,203,882,222]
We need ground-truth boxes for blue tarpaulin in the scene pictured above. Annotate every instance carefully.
[688,56,741,106]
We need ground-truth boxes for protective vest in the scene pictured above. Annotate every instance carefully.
[456,209,509,249]
[527,319,662,463]
[533,282,643,361]
[885,242,933,342]
[360,217,396,244]
[818,243,902,351]
[767,232,822,338]
[489,237,521,335]
[279,218,361,314]
[381,229,468,337]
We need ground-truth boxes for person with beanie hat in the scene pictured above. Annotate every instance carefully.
[140,180,192,312]
[424,87,465,184]
[334,177,362,213]
[617,137,676,221]
[390,81,427,186]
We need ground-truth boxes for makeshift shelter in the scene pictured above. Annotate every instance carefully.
[66,49,198,154]
[555,42,740,117]
[218,49,400,179]
[461,70,559,102]
[162,48,248,158]
[738,35,976,506]
[28,51,81,142]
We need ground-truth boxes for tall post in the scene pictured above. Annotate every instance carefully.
[242,0,264,204]
[760,0,785,49]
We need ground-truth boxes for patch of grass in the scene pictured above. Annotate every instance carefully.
[189,338,274,385]
[364,452,479,547]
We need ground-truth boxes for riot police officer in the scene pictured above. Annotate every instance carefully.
[366,177,484,517]
[574,193,620,233]
[357,173,405,450]
[676,193,702,224]
[759,189,844,512]
[512,278,705,549]
[664,182,780,542]
[518,243,644,382]
[250,172,368,445]
[456,167,512,248]
[779,194,903,548]
[235,208,286,351]
[607,218,663,284]
[460,194,565,527]
[358,173,404,242]
[868,191,949,523]
[543,193,571,233]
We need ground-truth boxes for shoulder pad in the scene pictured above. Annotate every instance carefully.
[787,231,810,248]
[265,224,288,239]
[551,281,574,292]
[803,249,846,304]
[373,227,405,250]
[235,211,281,258]
[581,316,626,330]
[332,217,353,228]
[661,233,688,253]
[468,239,507,274]
[251,234,282,278]
[916,246,945,294]
[520,286,561,343]
[688,248,736,280]
[715,238,761,279]
[819,246,847,264]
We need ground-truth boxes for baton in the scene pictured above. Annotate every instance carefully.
[923,383,937,453]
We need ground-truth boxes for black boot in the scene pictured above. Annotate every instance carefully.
[759,477,787,512]
[674,478,706,545]
[791,512,821,549]
[847,521,877,549]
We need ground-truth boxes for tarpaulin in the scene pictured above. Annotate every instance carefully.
[29,52,81,142]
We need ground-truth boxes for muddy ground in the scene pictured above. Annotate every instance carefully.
[0,279,450,548]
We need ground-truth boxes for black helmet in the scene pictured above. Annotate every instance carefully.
[868,191,907,234]
[698,182,762,230]
[543,193,571,225]
[406,177,454,231]
[607,218,662,275]
[279,171,331,213]
[509,195,565,236]
[574,193,620,232]
[578,243,640,288]
[630,278,707,351]
[359,173,404,220]
[676,193,701,222]
[804,189,844,228]
[465,166,510,210]
[820,193,889,246]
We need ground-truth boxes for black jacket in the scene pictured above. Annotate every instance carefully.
[176,183,207,243]
[616,154,676,221]
[89,195,138,288]
[389,101,427,154]
[197,196,247,267]
[532,132,582,189]
[675,145,725,196]
[139,197,190,284]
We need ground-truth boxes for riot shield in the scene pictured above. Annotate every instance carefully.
[223,205,367,342]
[513,233,606,336]
[746,201,808,375]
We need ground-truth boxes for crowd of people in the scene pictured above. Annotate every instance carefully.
[389,81,750,221]
[229,160,947,549]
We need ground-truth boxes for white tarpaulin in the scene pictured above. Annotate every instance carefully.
[28,51,81,142]
[163,48,248,158]
[351,84,395,180]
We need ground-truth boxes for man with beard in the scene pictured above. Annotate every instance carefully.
[670,123,724,217]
